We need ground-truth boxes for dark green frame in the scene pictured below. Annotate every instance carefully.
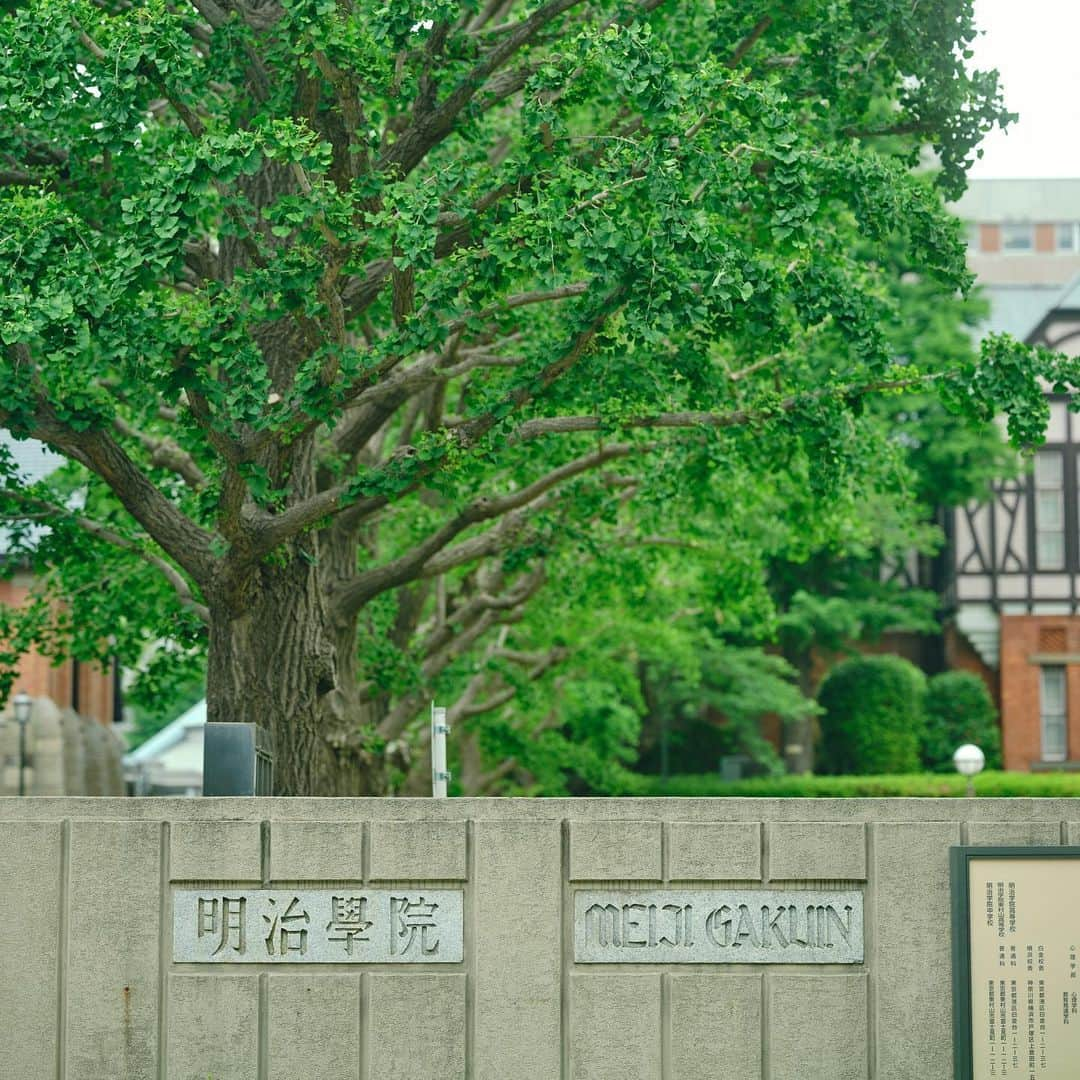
[950,845,1080,1080]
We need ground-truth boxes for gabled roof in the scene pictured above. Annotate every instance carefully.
[123,698,206,766]
[1022,272,1080,345]
[1047,274,1080,314]
[976,283,1065,342]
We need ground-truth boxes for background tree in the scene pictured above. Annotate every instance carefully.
[816,654,927,775]
[0,0,1072,793]
[921,670,1001,773]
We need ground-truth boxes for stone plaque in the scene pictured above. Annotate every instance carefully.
[954,850,1080,1079]
[574,889,863,964]
[173,889,463,963]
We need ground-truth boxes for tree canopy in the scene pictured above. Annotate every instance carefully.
[1,0,1075,793]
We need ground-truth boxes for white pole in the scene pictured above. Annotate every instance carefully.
[431,703,450,798]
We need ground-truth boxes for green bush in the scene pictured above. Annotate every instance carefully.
[921,670,1002,772]
[816,655,927,774]
[623,770,1080,797]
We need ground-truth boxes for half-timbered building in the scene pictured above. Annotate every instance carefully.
[944,179,1080,770]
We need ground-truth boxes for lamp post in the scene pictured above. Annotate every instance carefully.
[12,692,32,797]
[953,742,985,798]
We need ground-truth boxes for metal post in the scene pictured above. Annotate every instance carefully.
[431,703,450,798]
[17,717,26,797]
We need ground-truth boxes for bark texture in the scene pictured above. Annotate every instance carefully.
[206,552,385,795]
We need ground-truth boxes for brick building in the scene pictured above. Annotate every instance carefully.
[0,433,118,727]
[943,178,1080,770]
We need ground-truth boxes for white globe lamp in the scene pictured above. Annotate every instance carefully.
[953,743,985,797]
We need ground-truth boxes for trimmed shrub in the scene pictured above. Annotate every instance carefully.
[921,670,1002,772]
[816,655,927,774]
[623,770,1080,797]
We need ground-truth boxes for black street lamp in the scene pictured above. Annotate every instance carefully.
[12,692,32,797]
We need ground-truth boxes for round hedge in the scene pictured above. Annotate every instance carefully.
[921,670,1002,772]
[816,654,927,775]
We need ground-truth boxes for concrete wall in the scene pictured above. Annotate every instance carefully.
[0,796,1073,1079]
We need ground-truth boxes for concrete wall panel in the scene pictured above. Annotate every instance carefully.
[66,820,161,1080]
[0,821,61,1079]
[670,973,760,1080]
[270,819,363,881]
[473,820,561,1080]
[171,819,262,881]
[570,973,661,1080]
[569,820,662,881]
[367,973,467,1079]
[769,821,866,880]
[872,821,960,1080]
[369,819,467,881]
[267,974,359,1080]
[668,821,760,881]
[769,974,867,1080]
[167,974,258,1080]
[966,820,1062,846]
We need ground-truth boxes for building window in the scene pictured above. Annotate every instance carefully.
[1001,223,1034,253]
[1057,223,1078,252]
[1040,666,1068,762]
[1034,450,1065,570]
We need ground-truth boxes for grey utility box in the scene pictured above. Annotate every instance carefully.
[202,722,273,796]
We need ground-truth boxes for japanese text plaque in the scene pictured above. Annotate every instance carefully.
[953,849,1080,1080]
[173,888,463,963]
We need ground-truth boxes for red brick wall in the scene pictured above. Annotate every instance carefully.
[998,614,1080,771]
[1035,223,1056,253]
[980,223,1001,253]
[0,578,115,725]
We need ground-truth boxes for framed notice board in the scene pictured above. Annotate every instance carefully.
[951,846,1080,1080]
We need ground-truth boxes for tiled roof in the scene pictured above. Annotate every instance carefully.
[975,283,1069,342]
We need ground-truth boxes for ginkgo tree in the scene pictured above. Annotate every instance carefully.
[1,0,1073,793]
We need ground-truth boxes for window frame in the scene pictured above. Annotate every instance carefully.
[1040,665,1068,763]
[1033,449,1066,571]
[1001,222,1035,253]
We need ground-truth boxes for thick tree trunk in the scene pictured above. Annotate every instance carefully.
[782,650,816,775]
[206,555,386,795]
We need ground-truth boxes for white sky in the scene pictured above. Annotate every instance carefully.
[968,0,1080,178]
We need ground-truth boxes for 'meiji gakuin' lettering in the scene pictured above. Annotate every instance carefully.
[574,890,863,964]
[702,903,853,949]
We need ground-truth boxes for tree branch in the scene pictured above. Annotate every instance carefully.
[250,290,624,553]
[333,442,633,617]
[3,400,216,584]
[511,372,945,441]
[0,491,209,622]
[376,564,546,739]
[112,416,208,489]
[379,0,586,178]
